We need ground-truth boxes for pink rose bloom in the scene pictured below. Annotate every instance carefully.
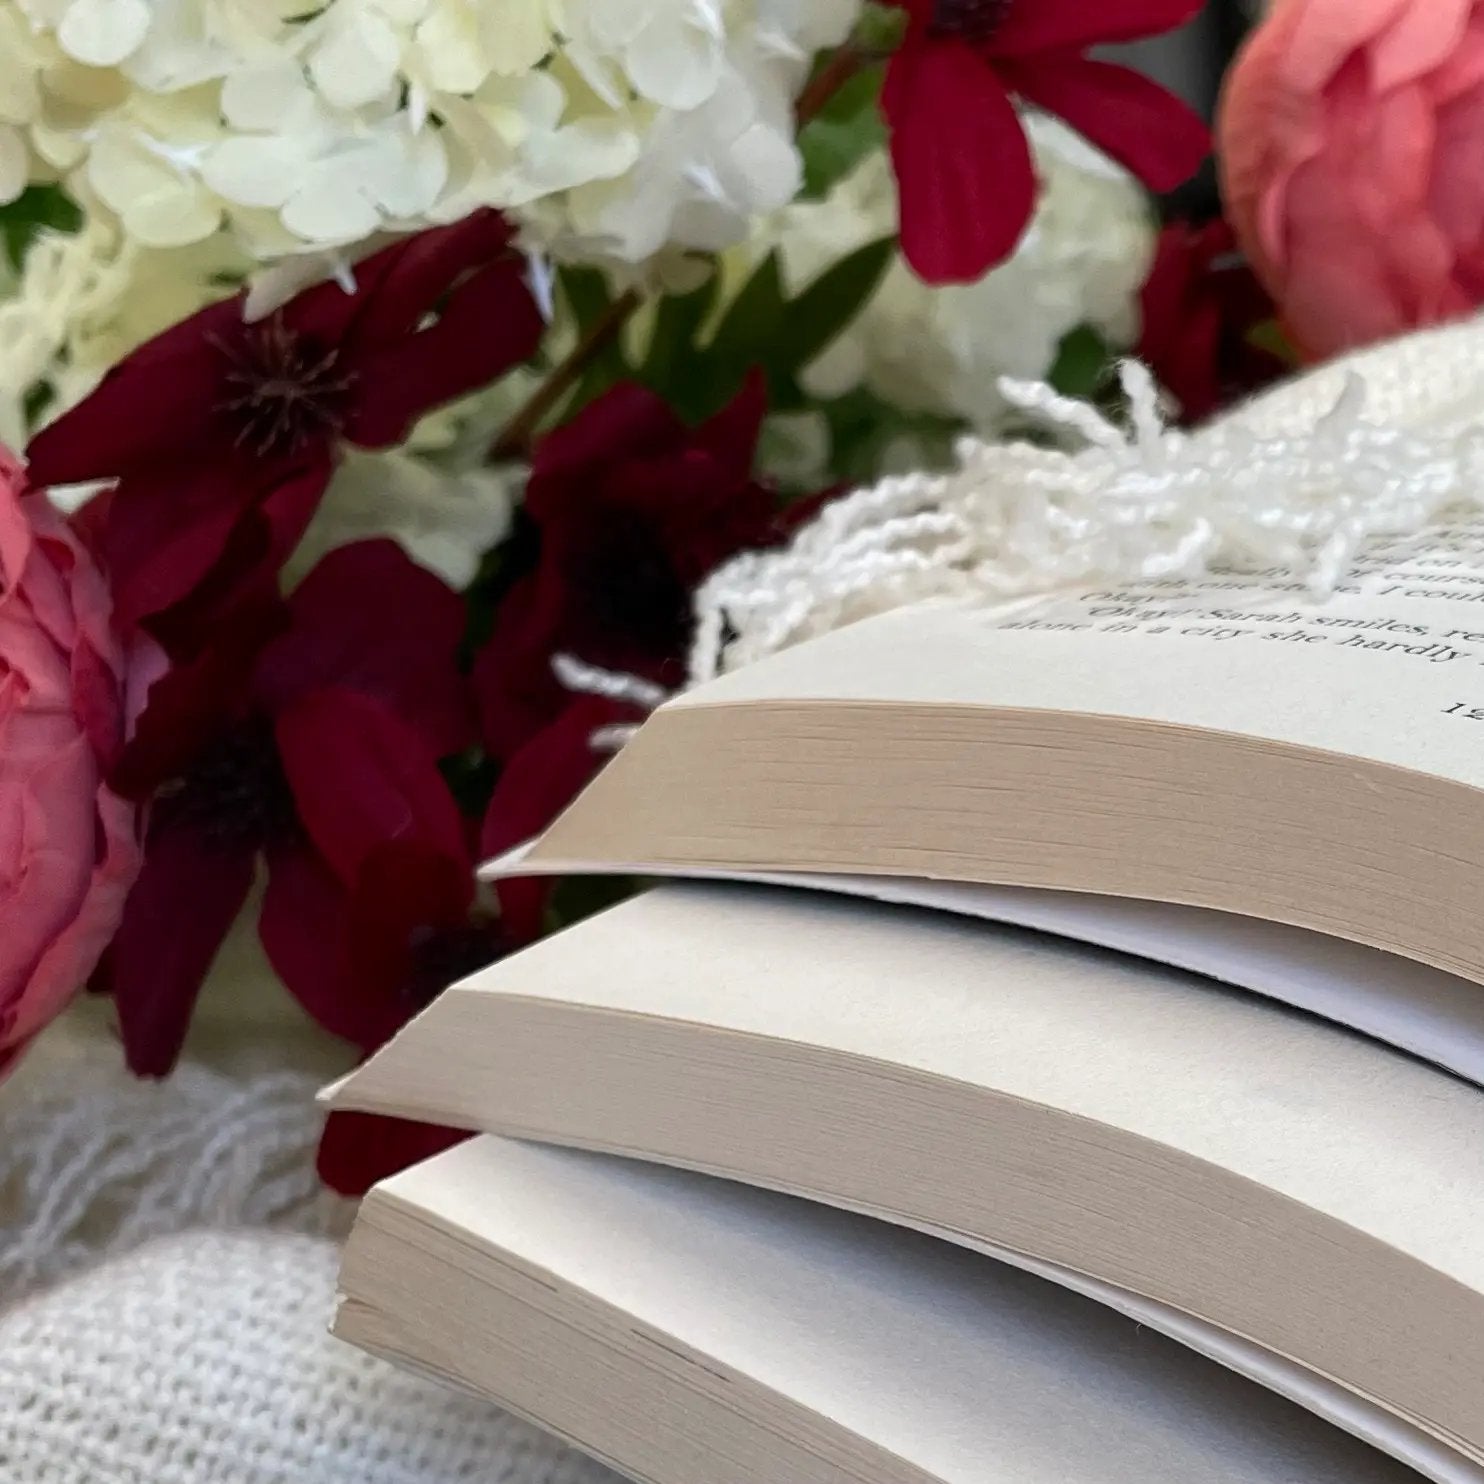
[1219,0,1484,361]
[0,446,153,1073]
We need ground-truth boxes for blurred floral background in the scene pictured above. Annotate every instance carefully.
[8,0,1471,1193]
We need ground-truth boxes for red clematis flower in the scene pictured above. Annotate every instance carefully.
[98,540,490,1075]
[473,371,806,763]
[1138,218,1288,424]
[27,212,542,640]
[882,0,1211,284]
[480,692,645,944]
[316,1110,471,1197]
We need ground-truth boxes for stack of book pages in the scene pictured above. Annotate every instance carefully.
[333,525,1484,1484]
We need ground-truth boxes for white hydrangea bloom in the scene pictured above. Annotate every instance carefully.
[1,0,862,269]
[205,60,448,247]
[563,58,802,261]
[563,0,728,111]
[0,10,47,204]
[0,214,246,443]
[752,114,1156,436]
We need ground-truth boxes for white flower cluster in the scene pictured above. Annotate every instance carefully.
[2,0,858,266]
[753,114,1157,442]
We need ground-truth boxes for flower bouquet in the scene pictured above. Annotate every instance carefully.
[1,0,1471,1199]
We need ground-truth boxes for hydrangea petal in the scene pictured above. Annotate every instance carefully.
[56,0,150,68]
[309,6,403,110]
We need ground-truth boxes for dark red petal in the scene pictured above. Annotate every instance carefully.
[140,447,335,649]
[26,300,241,485]
[343,210,518,355]
[99,810,255,1076]
[275,687,471,888]
[992,0,1202,56]
[480,695,634,943]
[257,448,338,570]
[1006,56,1210,193]
[260,842,390,1048]
[255,539,473,754]
[262,840,474,1051]
[526,383,685,518]
[883,40,1036,283]
[471,572,572,761]
[345,253,543,449]
[695,368,768,475]
[112,594,285,797]
[345,839,474,987]
[101,460,263,629]
[317,1109,470,1196]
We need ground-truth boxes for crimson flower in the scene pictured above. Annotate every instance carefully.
[317,1111,471,1198]
[882,0,1210,284]
[480,693,645,945]
[474,371,806,763]
[27,212,542,641]
[1138,219,1287,424]
[98,540,493,1076]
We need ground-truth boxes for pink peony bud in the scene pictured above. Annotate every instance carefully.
[1218,0,1484,361]
[0,447,156,1073]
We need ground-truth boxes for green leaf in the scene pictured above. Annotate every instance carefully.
[558,264,614,330]
[798,63,887,200]
[819,386,966,488]
[638,271,719,396]
[0,185,83,271]
[1046,324,1114,402]
[557,265,633,415]
[773,236,894,377]
[705,252,787,370]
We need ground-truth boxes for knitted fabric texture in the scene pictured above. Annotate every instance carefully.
[0,1018,344,1302]
[0,1229,621,1484]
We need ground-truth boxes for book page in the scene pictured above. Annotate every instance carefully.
[483,850,1484,1089]
[676,516,1484,789]
[437,885,1484,1294]
[383,1137,1420,1484]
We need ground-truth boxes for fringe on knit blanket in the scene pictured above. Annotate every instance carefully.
[0,1027,344,1304]
[691,315,1484,683]
[10,313,1484,1309]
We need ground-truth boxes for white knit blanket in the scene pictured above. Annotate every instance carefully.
[5,316,1484,1481]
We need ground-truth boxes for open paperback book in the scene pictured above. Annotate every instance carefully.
[488,515,1484,1088]
[333,883,1484,1483]
[336,1136,1425,1484]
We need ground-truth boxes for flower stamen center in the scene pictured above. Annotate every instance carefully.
[928,0,1013,41]
[167,719,299,848]
[216,317,356,458]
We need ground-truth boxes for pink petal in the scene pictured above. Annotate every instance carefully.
[1370,0,1471,92]
[883,38,1036,283]
[1281,0,1412,93]
[1007,56,1210,193]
